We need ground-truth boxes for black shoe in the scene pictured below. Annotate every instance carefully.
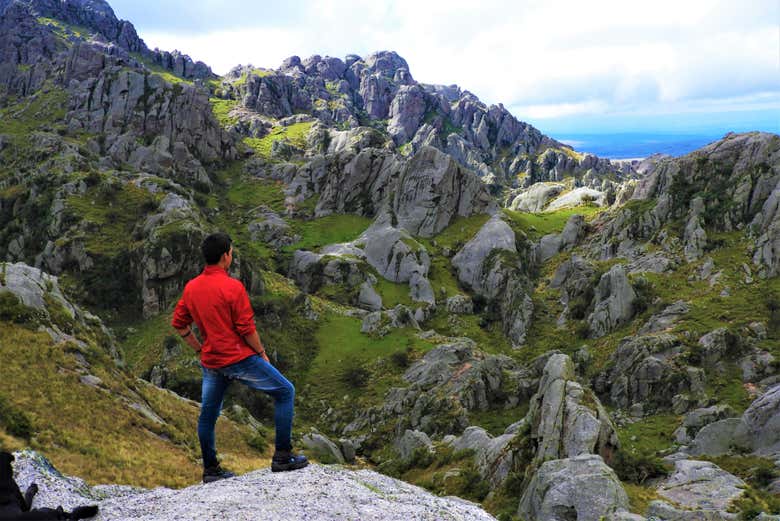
[68,505,99,519]
[203,464,236,483]
[271,451,309,473]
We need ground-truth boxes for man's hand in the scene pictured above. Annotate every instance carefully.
[175,326,202,353]
[244,330,270,362]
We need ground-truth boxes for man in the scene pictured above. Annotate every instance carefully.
[171,232,308,483]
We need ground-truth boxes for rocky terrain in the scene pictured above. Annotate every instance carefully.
[0,0,779,520]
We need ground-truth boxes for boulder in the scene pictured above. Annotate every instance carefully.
[357,281,383,311]
[518,455,630,521]
[587,264,637,338]
[302,431,346,464]
[509,183,564,212]
[656,459,745,513]
[740,383,780,455]
[689,418,746,456]
[450,426,516,487]
[446,295,474,314]
[394,429,433,463]
[638,300,689,334]
[546,187,606,211]
[451,215,516,291]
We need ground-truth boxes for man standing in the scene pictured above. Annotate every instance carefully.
[171,232,308,482]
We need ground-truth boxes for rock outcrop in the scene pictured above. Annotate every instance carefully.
[525,354,619,464]
[10,450,497,521]
[587,264,637,338]
[451,216,534,346]
[593,334,704,413]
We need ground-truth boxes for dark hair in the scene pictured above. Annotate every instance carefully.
[201,233,232,265]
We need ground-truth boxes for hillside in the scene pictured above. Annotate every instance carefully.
[1,1,779,520]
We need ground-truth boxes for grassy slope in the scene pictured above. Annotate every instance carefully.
[0,324,267,488]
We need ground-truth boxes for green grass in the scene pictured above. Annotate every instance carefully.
[37,17,91,41]
[617,413,679,455]
[426,214,490,252]
[243,122,314,159]
[65,181,158,257]
[233,68,275,87]
[303,314,433,406]
[284,214,372,252]
[502,206,602,241]
[0,86,68,136]
[130,53,193,85]
[426,307,513,355]
[209,98,239,127]
[426,256,463,300]
[373,277,415,308]
[468,404,528,436]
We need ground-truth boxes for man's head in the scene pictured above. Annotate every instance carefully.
[201,233,233,267]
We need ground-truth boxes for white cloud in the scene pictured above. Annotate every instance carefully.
[130,0,780,128]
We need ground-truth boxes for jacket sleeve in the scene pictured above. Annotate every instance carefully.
[171,294,193,329]
[231,283,257,337]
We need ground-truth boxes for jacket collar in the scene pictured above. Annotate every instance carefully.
[203,265,228,275]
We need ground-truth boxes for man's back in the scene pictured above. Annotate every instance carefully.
[172,265,256,368]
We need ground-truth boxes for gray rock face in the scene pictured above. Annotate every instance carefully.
[526,354,619,464]
[593,334,703,412]
[656,459,745,512]
[683,197,708,262]
[387,85,429,144]
[393,146,495,238]
[587,264,637,338]
[10,450,497,521]
[697,328,749,366]
[345,340,535,438]
[534,214,586,263]
[674,405,736,444]
[753,179,780,277]
[518,455,630,521]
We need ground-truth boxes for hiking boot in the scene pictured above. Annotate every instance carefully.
[271,450,309,473]
[203,464,236,483]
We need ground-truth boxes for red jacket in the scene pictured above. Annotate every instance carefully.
[171,265,257,368]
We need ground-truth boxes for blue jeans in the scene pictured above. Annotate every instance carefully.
[198,355,295,468]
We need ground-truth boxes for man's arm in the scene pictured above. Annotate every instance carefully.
[231,282,269,362]
[175,326,202,353]
[244,330,270,362]
[171,295,200,354]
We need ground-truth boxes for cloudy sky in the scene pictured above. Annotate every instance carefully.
[110,0,779,136]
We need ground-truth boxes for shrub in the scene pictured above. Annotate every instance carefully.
[341,365,370,388]
[0,394,34,438]
[390,349,410,368]
[611,450,669,484]
[0,291,36,324]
